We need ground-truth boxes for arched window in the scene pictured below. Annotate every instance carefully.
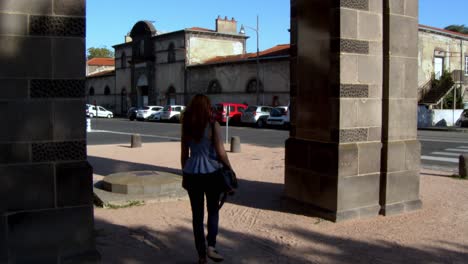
[89,87,95,96]
[121,52,127,68]
[104,86,111,95]
[246,79,263,93]
[208,80,222,94]
[168,42,175,63]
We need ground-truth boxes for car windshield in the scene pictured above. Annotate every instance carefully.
[163,105,171,111]
[142,106,150,110]
[270,108,286,116]
[246,106,257,112]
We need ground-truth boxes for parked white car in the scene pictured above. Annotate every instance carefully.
[136,105,163,121]
[455,109,468,127]
[160,105,186,122]
[147,111,163,121]
[241,105,273,128]
[266,106,289,127]
[86,104,113,118]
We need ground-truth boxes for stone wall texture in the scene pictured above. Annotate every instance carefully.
[0,0,99,262]
[285,0,421,222]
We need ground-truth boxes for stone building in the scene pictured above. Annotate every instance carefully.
[187,44,290,106]
[86,57,115,76]
[86,69,117,111]
[112,17,248,114]
[418,24,468,106]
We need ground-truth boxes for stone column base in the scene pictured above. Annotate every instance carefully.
[380,199,422,216]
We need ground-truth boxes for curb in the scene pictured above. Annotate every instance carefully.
[418,127,468,133]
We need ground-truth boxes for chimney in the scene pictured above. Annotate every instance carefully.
[215,15,237,34]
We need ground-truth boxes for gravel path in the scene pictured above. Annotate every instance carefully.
[89,142,468,264]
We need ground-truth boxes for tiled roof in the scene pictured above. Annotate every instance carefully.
[203,44,290,64]
[87,57,115,66]
[187,27,215,32]
[419,24,468,39]
[87,69,115,78]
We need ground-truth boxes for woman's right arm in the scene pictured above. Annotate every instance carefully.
[181,133,189,169]
[212,122,232,169]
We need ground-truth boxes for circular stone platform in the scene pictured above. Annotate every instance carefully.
[101,170,183,195]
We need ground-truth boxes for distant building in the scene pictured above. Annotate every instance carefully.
[86,18,468,116]
[418,25,468,107]
[86,57,115,76]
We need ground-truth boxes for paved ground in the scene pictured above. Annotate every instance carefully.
[89,142,468,264]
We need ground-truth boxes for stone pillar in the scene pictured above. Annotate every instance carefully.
[0,1,99,262]
[380,0,422,215]
[286,0,384,222]
[286,0,421,222]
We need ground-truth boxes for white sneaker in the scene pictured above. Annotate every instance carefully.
[207,246,224,262]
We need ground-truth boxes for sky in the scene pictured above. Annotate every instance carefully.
[86,0,467,54]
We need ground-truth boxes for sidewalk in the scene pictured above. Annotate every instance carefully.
[89,142,468,264]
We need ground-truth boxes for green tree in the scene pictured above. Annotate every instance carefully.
[444,24,468,34]
[87,46,114,59]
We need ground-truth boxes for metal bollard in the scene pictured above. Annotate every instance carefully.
[131,134,142,148]
[86,118,91,132]
[230,136,241,153]
[459,154,468,178]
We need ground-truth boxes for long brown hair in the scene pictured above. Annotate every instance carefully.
[182,94,212,142]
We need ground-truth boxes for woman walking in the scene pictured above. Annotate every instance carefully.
[181,94,233,263]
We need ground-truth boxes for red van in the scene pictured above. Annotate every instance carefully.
[213,102,247,123]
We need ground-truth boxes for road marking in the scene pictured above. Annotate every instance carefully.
[445,148,468,153]
[421,156,459,163]
[89,130,180,141]
[431,152,462,157]
[419,138,468,144]
[459,146,468,149]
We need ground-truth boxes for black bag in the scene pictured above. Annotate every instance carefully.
[211,123,238,209]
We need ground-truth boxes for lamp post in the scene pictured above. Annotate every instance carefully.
[240,15,261,105]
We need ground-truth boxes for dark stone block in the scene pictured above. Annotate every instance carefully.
[0,79,28,99]
[0,36,52,79]
[0,13,27,35]
[31,79,85,98]
[0,101,53,141]
[52,38,85,79]
[30,15,85,37]
[0,143,30,164]
[6,206,95,262]
[335,204,380,222]
[358,142,382,174]
[381,170,420,205]
[0,164,54,212]
[53,100,86,140]
[56,162,93,207]
[333,128,368,143]
[340,84,369,97]
[32,141,86,162]
[334,0,369,10]
[333,39,369,54]
[54,0,86,16]
[0,0,53,14]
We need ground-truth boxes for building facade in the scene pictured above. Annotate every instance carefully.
[86,20,468,116]
[418,25,468,105]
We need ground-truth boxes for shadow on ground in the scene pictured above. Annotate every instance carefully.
[94,216,467,263]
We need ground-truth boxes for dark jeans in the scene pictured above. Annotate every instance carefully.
[187,188,221,258]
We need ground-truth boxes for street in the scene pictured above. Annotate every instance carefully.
[87,118,468,172]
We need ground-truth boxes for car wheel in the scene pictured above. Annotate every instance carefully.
[256,119,265,128]
[107,114,112,118]
[89,113,94,118]
[129,117,135,121]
